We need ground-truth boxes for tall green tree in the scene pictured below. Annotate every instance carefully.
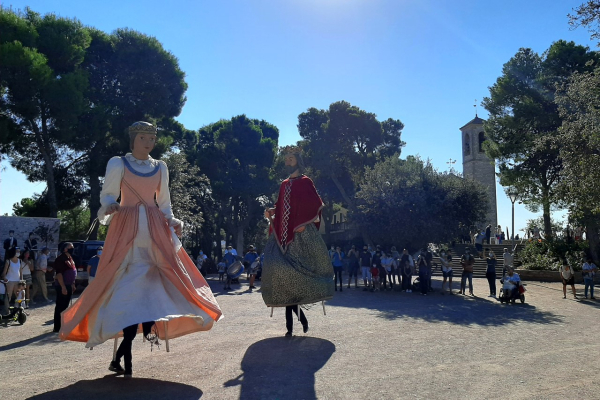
[73,28,187,238]
[555,68,600,263]
[0,8,91,217]
[297,100,405,239]
[190,115,278,254]
[353,156,488,250]
[482,40,599,237]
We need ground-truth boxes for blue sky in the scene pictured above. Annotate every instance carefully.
[0,0,596,236]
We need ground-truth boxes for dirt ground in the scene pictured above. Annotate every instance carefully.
[1,276,599,400]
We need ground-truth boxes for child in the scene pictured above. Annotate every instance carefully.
[15,281,27,309]
[370,264,380,292]
[217,260,226,282]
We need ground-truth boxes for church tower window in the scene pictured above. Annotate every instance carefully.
[464,134,471,155]
[479,131,485,152]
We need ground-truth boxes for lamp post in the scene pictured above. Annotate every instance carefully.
[507,188,518,247]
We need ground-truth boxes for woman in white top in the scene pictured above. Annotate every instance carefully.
[440,250,453,294]
[19,249,34,307]
[559,261,578,299]
[1,247,21,314]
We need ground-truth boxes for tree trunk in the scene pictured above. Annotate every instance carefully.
[584,212,600,266]
[88,168,101,240]
[542,188,552,239]
[32,119,58,218]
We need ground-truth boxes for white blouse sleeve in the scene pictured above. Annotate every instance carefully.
[157,161,183,229]
[98,156,124,225]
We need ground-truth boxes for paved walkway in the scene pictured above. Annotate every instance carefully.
[1,276,599,399]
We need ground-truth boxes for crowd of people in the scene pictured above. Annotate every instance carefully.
[194,242,597,304]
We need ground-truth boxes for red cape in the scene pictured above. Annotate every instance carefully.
[269,175,324,253]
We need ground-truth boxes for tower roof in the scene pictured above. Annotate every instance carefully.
[460,115,485,130]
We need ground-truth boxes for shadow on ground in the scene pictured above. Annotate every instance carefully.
[325,283,564,326]
[27,376,203,400]
[0,331,57,351]
[224,337,335,400]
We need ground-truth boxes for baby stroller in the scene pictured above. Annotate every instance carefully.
[0,280,28,325]
[498,278,526,304]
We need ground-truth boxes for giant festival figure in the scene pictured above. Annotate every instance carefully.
[262,146,334,336]
[59,122,222,378]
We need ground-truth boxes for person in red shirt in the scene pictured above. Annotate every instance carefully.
[262,146,334,336]
[53,242,76,332]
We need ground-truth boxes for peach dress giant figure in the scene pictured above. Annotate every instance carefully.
[59,154,222,347]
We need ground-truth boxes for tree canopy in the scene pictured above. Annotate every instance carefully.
[482,40,599,237]
[353,156,488,251]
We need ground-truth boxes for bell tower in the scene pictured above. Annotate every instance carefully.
[460,115,497,229]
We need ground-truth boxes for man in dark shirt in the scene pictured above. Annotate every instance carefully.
[3,230,17,260]
[359,246,372,291]
[24,232,38,253]
[53,242,77,332]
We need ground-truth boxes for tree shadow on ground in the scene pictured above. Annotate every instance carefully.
[224,337,335,400]
[27,376,203,400]
[325,282,563,326]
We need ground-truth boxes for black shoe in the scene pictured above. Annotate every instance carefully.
[285,331,292,337]
[124,370,133,379]
[303,324,309,333]
[109,361,125,374]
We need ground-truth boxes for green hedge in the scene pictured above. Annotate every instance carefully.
[519,239,588,271]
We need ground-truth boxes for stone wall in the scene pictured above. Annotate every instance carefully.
[0,216,60,260]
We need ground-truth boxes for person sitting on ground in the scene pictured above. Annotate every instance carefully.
[559,261,578,300]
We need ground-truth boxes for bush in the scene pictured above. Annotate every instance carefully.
[519,239,588,271]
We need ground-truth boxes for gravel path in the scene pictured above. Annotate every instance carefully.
[2,276,598,399]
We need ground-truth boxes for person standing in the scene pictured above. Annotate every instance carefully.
[475,232,485,259]
[440,249,453,294]
[19,249,33,308]
[243,245,259,281]
[502,248,513,278]
[1,247,21,315]
[223,249,237,290]
[332,246,345,291]
[31,247,51,304]
[346,245,360,289]
[3,230,17,253]
[372,248,385,290]
[53,242,77,332]
[417,251,429,295]
[460,248,475,296]
[87,246,103,285]
[559,261,578,299]
[360,246,372,291]
[390,246,400,287]
[381,252,394,291]
[196,251,207,274]
[262,146,333,337]
[401,249,413,293]
[582,257,597,299]
[485,224,492,245]
[485,249,497,298]
[24,232,38,254]
[425,248,433,291]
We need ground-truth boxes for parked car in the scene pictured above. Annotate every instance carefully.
[46,240,105,289]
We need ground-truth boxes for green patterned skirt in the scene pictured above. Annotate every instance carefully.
[261,223,334,307]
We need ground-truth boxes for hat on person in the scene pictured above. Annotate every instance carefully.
[248,245,255,250]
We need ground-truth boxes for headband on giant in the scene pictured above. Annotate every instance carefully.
[129,121,157,135]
